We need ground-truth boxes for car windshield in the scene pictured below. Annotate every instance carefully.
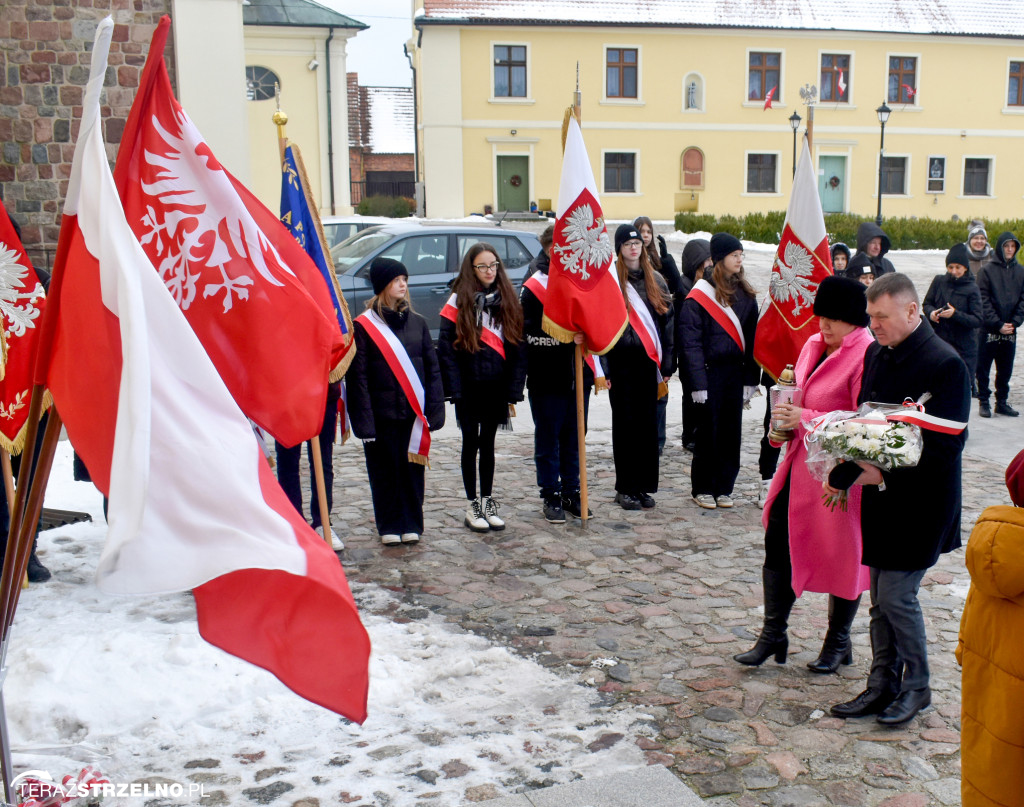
[330,229,393,271]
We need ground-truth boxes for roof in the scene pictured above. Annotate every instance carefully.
[416,0,1024,37]
[366,87,415,154]
[243,0,367,29]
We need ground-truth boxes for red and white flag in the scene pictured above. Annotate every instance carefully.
[837,69,847,98]
[38,18,370,722]
[763,85,777,110]
[112,16,345,449]
[543,117,627,354]
[0,204,47,454]
[754,137,833,380]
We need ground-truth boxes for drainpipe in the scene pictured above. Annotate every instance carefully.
[325,26,336,214]
[404,41,419,183]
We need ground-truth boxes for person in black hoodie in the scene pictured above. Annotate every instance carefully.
[602,224,674,511]
[922,243,983,387]
[520,225,594,523]
[846,222,896,280]
[831,242,851,276]
[678,238,712,451]
[976,231,1024,418]
[439,242,527,532]
[348,258,445,546]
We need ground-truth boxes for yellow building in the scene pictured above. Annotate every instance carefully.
[410,0,1024,221]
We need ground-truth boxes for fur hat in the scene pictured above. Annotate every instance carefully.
[945,242,973,271]
[813,275,869,327]
[1006,448,1024,507]
[710,232,743,265]
[614,223,642,254]
[370,256,408,296]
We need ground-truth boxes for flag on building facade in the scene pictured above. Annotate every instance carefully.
[763,86,777,110]
[38,17,370,722]
[542,116,627,354]
[0,205,47,454]
[753,138,833,380]
[112,15,345,449]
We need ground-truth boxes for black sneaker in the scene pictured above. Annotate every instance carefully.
[562,491,593,519]
[26,553,51,583]
[614,492,642,511]
[638,493,656,509]
[979,400,992,418]
[995,401,1020,417]
[542,496,566,523]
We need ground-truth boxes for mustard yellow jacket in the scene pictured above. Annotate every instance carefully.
[957,504,1024,807]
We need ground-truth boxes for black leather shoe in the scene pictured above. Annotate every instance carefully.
[830,688,897,718]
[979,400,992,418]
[26,553,51,583]
[877,687,931,725]
[638,493,656,509]
[615,492,642,511]
[995,401,1020,417]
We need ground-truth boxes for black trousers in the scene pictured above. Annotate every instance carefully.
[608,361,659,495]
[976,334,1016,403]
[363,417,425,536]
[758,380,782,480]
[763,476,792,575]
[691,362,743,498]
[274,386,340,529]
[529,387,590,499]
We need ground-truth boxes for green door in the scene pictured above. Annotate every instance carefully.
[497,155,530,212]
[818,155,846,214]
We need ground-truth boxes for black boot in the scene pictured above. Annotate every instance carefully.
[807,594,860,674]
[734,567,796,666]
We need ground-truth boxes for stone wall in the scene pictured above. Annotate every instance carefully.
[0,1,174,272]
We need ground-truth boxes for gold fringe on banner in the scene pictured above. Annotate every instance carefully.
[0,390,53,457]
[541,312,576,345]
[408,452,429,468]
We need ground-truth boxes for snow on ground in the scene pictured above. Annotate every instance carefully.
[5,442,649,805]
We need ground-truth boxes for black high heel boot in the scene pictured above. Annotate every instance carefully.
[734,567,796,666]
[807,594,860,674]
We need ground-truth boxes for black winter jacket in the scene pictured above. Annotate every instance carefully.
[845,221,895,279]
[677,281,759,392]
[922,272,982,364]
[348,307,445,439]
[976,231,1024,333]
[437,298,527,404]
[600,270,675,380]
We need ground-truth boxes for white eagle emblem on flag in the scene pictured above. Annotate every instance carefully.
[0,243,43,338]
[552,203,612,281]
[770,241,818,316]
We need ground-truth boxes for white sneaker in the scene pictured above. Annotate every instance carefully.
[481,496,505,530]
[381,534,402,545]
[401,533,420,544]
[716,495,734,508]
[692,494,717,510]
[316,525,345,551]
[465,498,490,532]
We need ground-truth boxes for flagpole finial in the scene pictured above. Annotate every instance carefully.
[272,83,288,127]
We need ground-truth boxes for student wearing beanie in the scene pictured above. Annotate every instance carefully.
[678,233,759,510]
[736,275,874,672]
[601,223,674,511]
[964,219,992,277]
[678,238,713,451]
[348,257,445,546]
[923,243,982,394]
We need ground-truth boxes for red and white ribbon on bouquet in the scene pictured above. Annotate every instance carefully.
[883,397,967,435]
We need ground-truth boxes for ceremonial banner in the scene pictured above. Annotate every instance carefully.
[0,205,47,453]
[754,138,833,380]
[113,16,344,448]
[542,117,628,355]
[39,18,369,722]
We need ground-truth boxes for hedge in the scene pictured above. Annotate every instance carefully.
[356,195,416,217]
[673,212,1024,250]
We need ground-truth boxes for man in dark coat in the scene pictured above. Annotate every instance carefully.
[845,221,896,280]
[830,273,970,726]
[975,231,1024,418]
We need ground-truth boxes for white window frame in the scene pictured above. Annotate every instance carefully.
[742,150,782,196]
[876,153,912,198]
[960,155,996,199]
[885,51,923,110]
[743,48,785,108]
[601,149,640,195]
[489,41,534,104]
[601,44,643,105]
[925,155,946,194]
[817,49,855,107]
[682,71,705,113]
[1003,56,1024,114]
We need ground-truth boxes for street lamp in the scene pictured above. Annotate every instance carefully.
[875,102,892,226]
[789,111,802,178]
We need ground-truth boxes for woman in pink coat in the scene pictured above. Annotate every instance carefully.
[735,276,873,672]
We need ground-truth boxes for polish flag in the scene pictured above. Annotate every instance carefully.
[753,137,833,381]
[763,85,778,110]
[37,18,370,722]
[902,83,917,101]
[542,116,628,354]
[837,69,847,98]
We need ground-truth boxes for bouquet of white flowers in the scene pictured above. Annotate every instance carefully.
[803,402,924,511]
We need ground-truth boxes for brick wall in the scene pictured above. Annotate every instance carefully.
[0,1,174,272]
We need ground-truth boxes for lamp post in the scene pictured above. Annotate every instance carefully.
[789,110,802,178]
[875,102,891,226]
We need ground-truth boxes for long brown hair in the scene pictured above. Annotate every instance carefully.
[633,215,662,271]
[366,285,412,316]
[616,244,669,315]
[711,260,756,307]
[450,242,523,351]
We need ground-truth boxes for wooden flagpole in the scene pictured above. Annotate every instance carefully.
[274,86,333,550]
[571,65,589,524]
[1,453,27,591]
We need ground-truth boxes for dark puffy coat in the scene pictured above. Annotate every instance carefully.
[858,321,971,571]
[845,221,896,279]
[601,270,675,379]
[437,301,527,404]
[677,281,759,392]
[520,257,593,394]
[922,272,983,369]
[349,307,445,439]
[977,231,1024,334]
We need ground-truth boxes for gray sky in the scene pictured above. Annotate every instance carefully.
[321,0,413,87]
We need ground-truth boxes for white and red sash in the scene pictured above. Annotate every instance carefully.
[524,271,606,385]
[687,278,745,352]
[441,292,505,358]
[882,399,968,435]
[356,309,431,464]
[625,283,667,398]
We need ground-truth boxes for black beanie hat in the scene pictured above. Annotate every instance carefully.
[370,256,408,295]
[813,275,869,327]
[614,223,642,254]
[946,242,973,271]
[710,232,743,265]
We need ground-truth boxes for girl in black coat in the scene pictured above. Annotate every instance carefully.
[679,233,759,509]
[438,242,526,533]
[922,243,983,382]
[602,223,674,511]
[348,258,445,546]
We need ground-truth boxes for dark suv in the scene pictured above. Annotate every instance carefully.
[330,222,542,337]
